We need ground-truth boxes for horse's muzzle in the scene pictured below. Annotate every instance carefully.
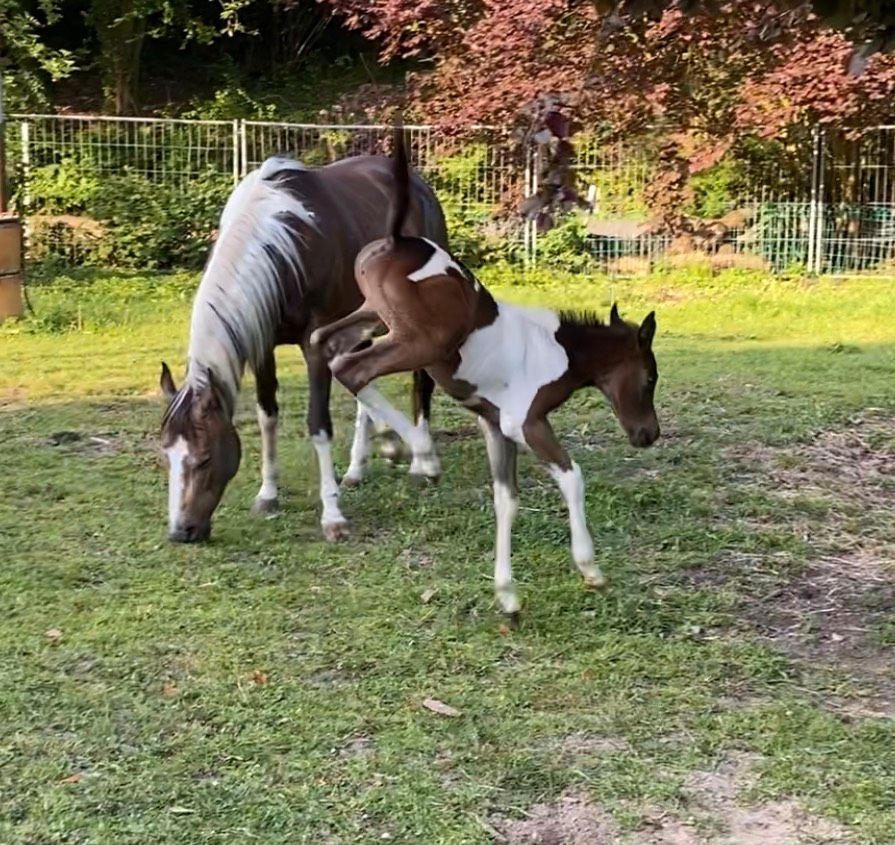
[168,522,211,543]
[629,423,660,448]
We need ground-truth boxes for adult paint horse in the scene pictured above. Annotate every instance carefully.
[312,131,660,619]
[159,154,446,543]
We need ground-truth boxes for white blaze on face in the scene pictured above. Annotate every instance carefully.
[166,436,189,531]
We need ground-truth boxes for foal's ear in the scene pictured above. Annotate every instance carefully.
[609,303,623,326]
[638,312,657,347]
[160,362,177,401]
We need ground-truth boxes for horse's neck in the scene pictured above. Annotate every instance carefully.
[557,322,629,384]
[186,302,246,419]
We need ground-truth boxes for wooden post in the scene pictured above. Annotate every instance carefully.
[0,75,24,321]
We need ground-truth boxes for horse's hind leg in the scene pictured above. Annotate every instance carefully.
[305,344,350,542]
[408,369,441,480]
[252,351,280,516]
[342,400,374,487]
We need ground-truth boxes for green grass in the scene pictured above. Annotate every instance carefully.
[2,267,895,843]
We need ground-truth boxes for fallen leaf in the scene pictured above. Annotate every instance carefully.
[44,628,63,643]
[498,623,511,636]
[420,587,438,604]
[168,805,195,815]
[162,682,179,697]
[252,670,269,685]
[422,697,461,718]
[58,772,83,784]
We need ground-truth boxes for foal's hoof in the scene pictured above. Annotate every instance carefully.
[251,496,279,516]
[322,520,350,542]
[504,611,522,630]
[309,327,324,347]
[340,473,363,489]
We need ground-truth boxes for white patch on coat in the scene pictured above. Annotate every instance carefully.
[166,437,189,531]
[453,302,568,444]
[408,238,471,286]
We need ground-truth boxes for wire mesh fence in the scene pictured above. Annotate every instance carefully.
[4,114,895,275]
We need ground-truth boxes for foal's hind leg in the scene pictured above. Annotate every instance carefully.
[331,338,439,476]
[522,417,606,590]
[252,351,280,516]
[304,344,349,542]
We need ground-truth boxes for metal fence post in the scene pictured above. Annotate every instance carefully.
[232,120,240,185]
[814,128,825,275]
[239,119,248,178]
[19,120,30,224]
[806,125,825,275]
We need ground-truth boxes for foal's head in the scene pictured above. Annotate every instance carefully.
[159,363,241,543]
[598,305,660,448]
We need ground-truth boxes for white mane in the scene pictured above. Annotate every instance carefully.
[186,156,316,410]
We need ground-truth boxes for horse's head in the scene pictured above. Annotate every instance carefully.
[159,363,241,543]
[599,305,660,448]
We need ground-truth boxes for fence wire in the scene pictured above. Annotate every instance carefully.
[5,114,895,275]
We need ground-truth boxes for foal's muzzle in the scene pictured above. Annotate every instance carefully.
[168,521,211,544]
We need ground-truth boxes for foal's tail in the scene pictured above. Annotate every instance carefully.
[389,116,412,241]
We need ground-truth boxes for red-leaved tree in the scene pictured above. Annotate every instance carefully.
[325,0,895,227]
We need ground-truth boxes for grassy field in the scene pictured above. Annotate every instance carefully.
[2,266,894,844]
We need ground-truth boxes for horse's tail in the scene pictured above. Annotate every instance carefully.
[389,116,411,241]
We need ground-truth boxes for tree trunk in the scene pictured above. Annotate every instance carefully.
[92,0,146,115]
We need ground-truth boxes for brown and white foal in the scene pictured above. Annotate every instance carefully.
[312,136,660,617]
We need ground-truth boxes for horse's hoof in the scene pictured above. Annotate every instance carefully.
[409,455,442,481]
[340,473,363,489]
[251,496,279,516]
[322,520,350,542]
[584,572,608,591]
[504,611,522,629]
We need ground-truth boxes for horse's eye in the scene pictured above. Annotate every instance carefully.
[193,456,212,470]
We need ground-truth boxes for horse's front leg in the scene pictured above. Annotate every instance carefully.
[479,417,521,621]
[304,344,350,542]
[342,400,374,487]
[251,350,280,516]
[522,417,606,590]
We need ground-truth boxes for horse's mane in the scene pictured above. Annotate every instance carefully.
[558,309,606,328]
[186,156,316,411]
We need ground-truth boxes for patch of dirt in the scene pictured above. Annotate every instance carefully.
[635,753,851,845]
[711,415,895,715]
[539,732,632,765]
[494,792,619,844]
[47,430,124,456]
[497,755,850,845]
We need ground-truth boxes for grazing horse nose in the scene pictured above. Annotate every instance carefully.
[630,422,660,448]
[168,522,209,543]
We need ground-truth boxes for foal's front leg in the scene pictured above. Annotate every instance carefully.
[479,417,521,620]
[252,351,280,516]
[523,417,607,589]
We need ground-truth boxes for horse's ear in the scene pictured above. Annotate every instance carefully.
[639,311,657,348]
[610,303,623,326]
[197,370,221,414]
[160,362,177,401]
